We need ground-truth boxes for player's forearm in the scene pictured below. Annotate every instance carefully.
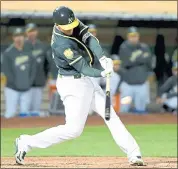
[71,57,102,77]
[81,66,102,77]
[158,84,172,97]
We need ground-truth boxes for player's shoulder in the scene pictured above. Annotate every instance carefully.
[3,44,14,55]
[53,41,74,57]
[53,38,73,49]
[78,19,88,34]
[53,35,77,50]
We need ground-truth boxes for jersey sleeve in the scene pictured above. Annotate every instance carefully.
[2,52,14,83]
[157,77,173,97]
[78,20,104,59]
[55,45,102,77]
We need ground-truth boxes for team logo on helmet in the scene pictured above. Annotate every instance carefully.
[64,48,73,59]
[68,17,73,24]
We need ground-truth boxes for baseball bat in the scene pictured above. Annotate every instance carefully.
[105,74,111,121]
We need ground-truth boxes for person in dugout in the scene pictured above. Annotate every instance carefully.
[25,23,50,114]
[46,47,58,98]
[156,62,177,114]
[2,28,36,118]
[119,26,153,113]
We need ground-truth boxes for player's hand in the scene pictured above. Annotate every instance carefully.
[101,67,113,77]
[99,56,113,70]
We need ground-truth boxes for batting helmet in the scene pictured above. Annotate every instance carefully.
[53,6,79,30]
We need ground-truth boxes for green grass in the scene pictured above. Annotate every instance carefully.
[1,124,177,157]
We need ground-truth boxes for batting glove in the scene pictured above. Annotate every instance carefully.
[101,67,113,77]
[99,56,113,70]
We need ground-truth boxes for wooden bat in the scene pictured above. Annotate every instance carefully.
[105,74,111,121]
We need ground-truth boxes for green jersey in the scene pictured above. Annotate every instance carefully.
[51,20,104,77]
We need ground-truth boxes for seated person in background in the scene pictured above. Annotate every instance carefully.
[119,26,153,113]
[156,62,177,114]
[2,28,36,118]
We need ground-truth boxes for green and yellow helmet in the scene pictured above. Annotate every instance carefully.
[53,6,79,30]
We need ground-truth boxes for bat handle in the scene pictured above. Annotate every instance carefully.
[105,106,110,121]
[106,73,110,92]
[105,74,111,121]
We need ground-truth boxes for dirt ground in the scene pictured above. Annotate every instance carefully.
[1,157,177,168]
[1,114,177,168]
[1,113,177,128]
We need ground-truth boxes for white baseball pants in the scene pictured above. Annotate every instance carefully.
[21,76,141,159]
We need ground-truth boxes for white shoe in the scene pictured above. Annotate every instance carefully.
[15,137,27,165]
[129,156,144,166]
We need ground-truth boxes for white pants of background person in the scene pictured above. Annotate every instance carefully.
[30,87,43,112]
[120,81,149,113]
[162,95,177,110]
[19,76,141,161]
[4,87,31,118]
[145,81,150,105]
[110,72,121,100]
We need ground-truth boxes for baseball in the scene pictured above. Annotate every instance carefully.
[121,96,132,104]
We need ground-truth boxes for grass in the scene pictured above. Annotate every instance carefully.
[1,124,177,157]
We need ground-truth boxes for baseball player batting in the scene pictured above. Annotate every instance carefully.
[15,6,144,166]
